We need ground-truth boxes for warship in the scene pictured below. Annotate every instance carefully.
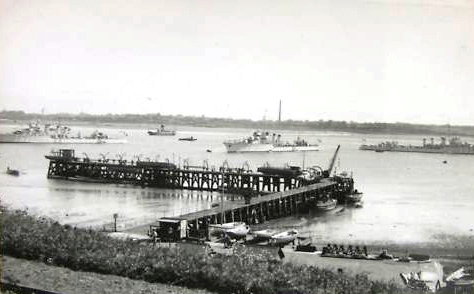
[359,137,474,155]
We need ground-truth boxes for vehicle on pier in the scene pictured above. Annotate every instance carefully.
[147,124,176,136]
[150,218,188,242]
[257,163,302,177]
[224,131,319,153]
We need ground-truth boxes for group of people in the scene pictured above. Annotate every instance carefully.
[322,244,368,256]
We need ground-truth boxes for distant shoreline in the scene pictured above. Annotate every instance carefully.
[2,111,474,137]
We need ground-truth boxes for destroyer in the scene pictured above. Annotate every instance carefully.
[359,137,474,155]
[224,131,319,153]
[0,122,127,144]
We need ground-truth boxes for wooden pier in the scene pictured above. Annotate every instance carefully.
[45,148,357,241]
[46,149,304,194]
[157,179,343,242]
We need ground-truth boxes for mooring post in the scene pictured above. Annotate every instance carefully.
[113,213,118,232]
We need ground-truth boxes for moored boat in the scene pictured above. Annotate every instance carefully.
[252,229,278,241]
[178,136,197,141]
[6,167,20,176]
[316,198,337,211]
[147,125,176,136]
[209,222,247,236]
[225,224,250,240]
[346,189,363,203]
[269,229,298,246]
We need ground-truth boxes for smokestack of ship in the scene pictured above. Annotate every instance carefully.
[278,100,282,122]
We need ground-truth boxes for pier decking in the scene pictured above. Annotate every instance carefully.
[46,149,303,194]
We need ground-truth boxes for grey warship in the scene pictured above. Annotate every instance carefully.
[359,137,474,155]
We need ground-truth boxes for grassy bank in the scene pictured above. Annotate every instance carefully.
[1,255,217,294]
[1,208,420,294]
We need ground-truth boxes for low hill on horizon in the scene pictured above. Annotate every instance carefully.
[1,110,474,137]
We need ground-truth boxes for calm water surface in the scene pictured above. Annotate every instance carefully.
[1,123,473,245]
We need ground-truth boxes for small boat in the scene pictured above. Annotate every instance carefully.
[316,198,337,211]
[226,224,250,240]
[346,189,363,203]
[269,229,298,246]
[178,136,197,141]
[206,149,212,153]
[252,229,278,241]
[148,125,176,136]
[6,167,20,176]
[354,201,364,208]
[209,222,246,236]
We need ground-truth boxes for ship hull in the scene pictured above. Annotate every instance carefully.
[224,143,319,153]
[224,142,274,153]
[272,145,319,152]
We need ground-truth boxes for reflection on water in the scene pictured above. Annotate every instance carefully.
[1,124,474,244]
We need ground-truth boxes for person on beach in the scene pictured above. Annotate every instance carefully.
[223,233,231,248]
[363,246,368,256]
[152,229,158,246]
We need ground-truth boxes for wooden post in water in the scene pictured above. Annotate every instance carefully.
[113,213,118,232]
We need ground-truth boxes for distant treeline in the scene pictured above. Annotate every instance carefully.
[2,110,474,136]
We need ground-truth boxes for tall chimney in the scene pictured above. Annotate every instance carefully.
[278,100,282,122]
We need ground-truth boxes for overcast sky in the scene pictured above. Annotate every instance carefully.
[1,0,473,125]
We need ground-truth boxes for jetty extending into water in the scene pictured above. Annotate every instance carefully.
[45,148,357,241]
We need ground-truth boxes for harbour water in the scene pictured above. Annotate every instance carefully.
[1,123,474,246]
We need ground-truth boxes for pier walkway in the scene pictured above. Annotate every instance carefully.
[152,178,352,242]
